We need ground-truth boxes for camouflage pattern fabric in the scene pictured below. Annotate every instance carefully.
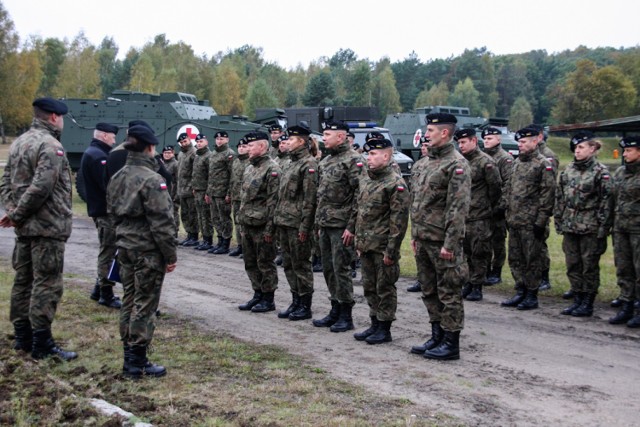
[207,144,235,239]
[230,153,249,243]
[93,215,117,287]
[163,156,180,234]
[195,191,212,238]
[463,219,493,285]
[537,141,559,273]
[562,233,607,293]
[613,232,640,301]
[508,227,546,291]
[180,197,198,236]
[360,252,400,322]
[319,227,354,305]
[177,144,196,198]
[278,226,313,296]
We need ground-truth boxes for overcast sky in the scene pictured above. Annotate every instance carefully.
[3,0,639,69]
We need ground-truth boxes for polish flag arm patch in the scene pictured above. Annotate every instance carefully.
[56,149,64,156]
[397,185,405,192]
[271,172,279,177]
[455,168,464,175]
[160,182,167,190]
[356,162,364,168]
[308,168,315,174]
[101,160,107,165]
[545,166,553,171]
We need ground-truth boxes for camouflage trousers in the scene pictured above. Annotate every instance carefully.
[312,226,321,258]
[278,226,314,296]
[93,215,117,288]
[508,226,545,291]
[489,218,507,272]
[541,225,551,273]
[179,196,199,236]
[613,232,640,301]
[117,248,165,348]
[360,251,399,322]
[319,227,354,305]
[172,199,180,237]
[562,233,606,294]
[10,236,66,330]
[232,200,242,245]
[210,197,233,240]
[415,239,467,332]
[242,225,278,293]
[463,219,492,285]
[194,191,212,238]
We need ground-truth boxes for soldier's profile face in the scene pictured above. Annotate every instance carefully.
[366,148,390,170]
[420,143,429,157]
[483,134,500,149]
[270,130,283,140]
[322,130,344,149]
[279,138,289,152]
[623,147,640,164]
[196,138,208,149]
[573,142,596,161]
[179,138,191,148]
[248,140,268,158]
[518,136,537,154]
[457,137,477,155]
[238,144,248,155]
[53,113,64,132]
[215,136,229,147]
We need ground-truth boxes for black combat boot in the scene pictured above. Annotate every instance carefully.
[353,316,379,341]
[562,289,575,300]
[196,236,213,251]
[179,234,193,245]
[312,256,323,273]
[251,292,276,313]
[407,280,421,292]
[275,250,283,266]
[208,236,223,253]
[31,329,77,361]
[12,320,32,352]
[609,300,634,324]
[610,296,623,308]
[289,293,313,321]
[461,282,472,299]
[572,292,596,317]
[365,320,392,345]
[424,330,460,360]
[122,344,131,373]
[312,300,340,327]
[181,234,200,247]
[124,345,166,379]
[561,292,584,315]
[517,288,539,310]
[330,303,354,332]
[99,285,122,309]
[466,283,483,301]
[238,290,263,311]
[501,284,526,307]
[410,322,444,354]
[278,292,300,318]
[228,244,243,257]
[90,278,100,301]
[485,267,502,285]
[212,238,231,254]
[538,269,551,291]
[350,260,357,279]
[627,309,640,328]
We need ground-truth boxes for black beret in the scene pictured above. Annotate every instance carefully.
[322,121,350,131]
[454,128,476,141]
[245,131,269,143]
[128,120,152,130]
[425,113,457,125]
[481,127,501,138]
[288,125,311,137]
[514,126,539,141]
[420,136,430,144]
[214,131,229,138]
[570,131,595,152]
[32,97,68,115]
[195,134,207,141]
[352,142,360,149]
[620,136,640,149]
[162,145,174,152]
[269,124,283,132]
[238,136,249,146]
[95,122,119,135]
[365,131,385,143]
[347,131,355,138]
[277,135,288,143]
[128,125,158,146]
[177,133,189,142]
[363,138,393,152]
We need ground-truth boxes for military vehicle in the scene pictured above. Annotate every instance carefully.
[62,90,277,170]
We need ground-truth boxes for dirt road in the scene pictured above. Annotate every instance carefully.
[1,216,638,426]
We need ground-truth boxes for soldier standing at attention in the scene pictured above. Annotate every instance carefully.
[482,127,514,286]
[269,124,285,159]
[0,97,77,360]
[501,126,555,310]
[312,121,363,333]
[406,137,430,293]
[274,125,318,321]
[228,138,249,257]
[353,138,410,344]
[610,136,640,327]
[79,122,122,309]
[177,133,199,247]
[162,145,180,236]
[409,113,470,361]
[237,131,281,313]
[191,134,213,251]
[456,128,502,302]
[107,125,177,378]
[206,131,235,254]
[273,134,290,266]
[554,131,612,317]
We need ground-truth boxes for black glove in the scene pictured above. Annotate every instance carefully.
[494,208,506,220]
[533,225,545,240]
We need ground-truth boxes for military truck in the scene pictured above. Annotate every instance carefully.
[61,90,275,170]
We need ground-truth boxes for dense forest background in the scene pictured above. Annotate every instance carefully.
[0,1,639,138]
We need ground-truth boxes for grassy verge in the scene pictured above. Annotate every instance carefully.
[0,263,455,426]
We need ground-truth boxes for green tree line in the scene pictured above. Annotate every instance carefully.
[1,1,639,142]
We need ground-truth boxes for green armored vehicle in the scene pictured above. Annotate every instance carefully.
[62,90,274,170]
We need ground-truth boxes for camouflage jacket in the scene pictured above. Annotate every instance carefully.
[410,141,470,249]
[274,146,318,233]
[0,118,72,240]
[554,157,612,235]
[163,157,179,201]
[276,150,290,172]
[238,153,281,236]
[230,153,249,203]
[107,152,177,266]
[505,150,556,229]
[484,145,514,209]
[177,144,195,198]
[410,156,428,203]
[538,142,559,179]
[356,164,410,260]
[191,146,211,192]
[315,142,364,232]
[207,143,235,198]
[462,148,502,221]
[612,161,640,234]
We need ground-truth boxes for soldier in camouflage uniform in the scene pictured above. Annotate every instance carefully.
[269,124,285,159]
[273,134,290,266]
[353,138,410,345]
[228,138,249,257]
[406,137,430,293]
[107,125,177,378]
[456,129,502,302]
[237,131,281,313]
[610,136,640,327]
[274,125,318,321]
[0,97,77,361]
[207,131,236,254]
[191,134,213,251]
[554,131,612,317]
[312,121,363,333]
[482,127,514,286]
[177,133,199,246]
[409,113,470,361]
[162,145,180,236]
[501,126,555,311]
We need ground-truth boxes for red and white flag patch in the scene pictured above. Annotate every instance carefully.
[545,166,553,171]
[603,175,610,180]
[308,168,315,174]
[160,183,167,190]
[56,149,64,156]
[356,162,364,168]
[397,185,405,192]
[101,160,107,165]
[455,168,464,175]
[271,172,279,177]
